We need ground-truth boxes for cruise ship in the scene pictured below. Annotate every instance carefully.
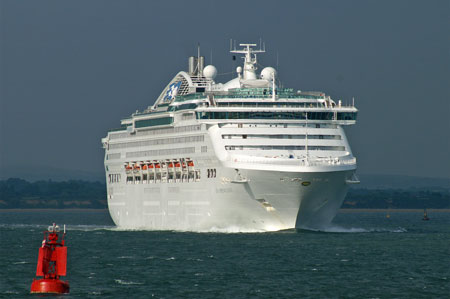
[102,43,358,231]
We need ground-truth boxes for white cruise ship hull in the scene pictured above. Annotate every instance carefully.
[103,43,359,232]
[107,166,354,232]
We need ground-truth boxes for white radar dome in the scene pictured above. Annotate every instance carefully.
[260,67,277,81]
[203,65,217,79]
[236,66,242,74]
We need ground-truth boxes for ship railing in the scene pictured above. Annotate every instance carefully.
[229,156,356,167]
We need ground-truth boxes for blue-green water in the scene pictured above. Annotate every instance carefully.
[0,210,448,298]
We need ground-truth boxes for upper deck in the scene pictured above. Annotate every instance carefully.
[107,43,358,133]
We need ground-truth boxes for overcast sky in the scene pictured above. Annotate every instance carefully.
[1,0,449,179]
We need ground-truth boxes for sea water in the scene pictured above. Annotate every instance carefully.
[0,210,448,298]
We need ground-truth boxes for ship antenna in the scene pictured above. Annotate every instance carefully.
[197,43,200,74]
[276,51,279,72]
[272,71,276,101]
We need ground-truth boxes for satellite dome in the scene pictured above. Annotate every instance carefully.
[261,67,277,81]
[236,66,242,74]
[203,65,217,79]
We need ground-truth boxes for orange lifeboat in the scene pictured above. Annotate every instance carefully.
[155,163,161,169]
[188,161,194,167]
[125,165,132,171]
[142,165,148,170]
[175,162,181,167]
[168,163,174,168]
[149,164,154,169]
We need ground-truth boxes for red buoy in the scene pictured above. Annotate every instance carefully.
[30,223,70,294]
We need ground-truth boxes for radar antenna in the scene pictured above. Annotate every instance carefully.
[230,43,265,80]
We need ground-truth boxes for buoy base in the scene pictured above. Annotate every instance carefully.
[30,278,70,294]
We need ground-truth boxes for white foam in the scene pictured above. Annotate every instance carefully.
[201,226,267,233]
[300,225,407,233]
[65,225,115,231]
[110,224,275,233]
[114,279,143,285]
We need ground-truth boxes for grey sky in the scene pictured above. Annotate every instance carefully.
[1,0,449,179]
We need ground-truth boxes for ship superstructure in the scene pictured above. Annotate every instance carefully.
[102,43,358,231]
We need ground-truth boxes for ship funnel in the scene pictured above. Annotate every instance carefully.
[188,56,195,74]
[188,56,205,76]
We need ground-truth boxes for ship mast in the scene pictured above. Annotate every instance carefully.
[230,43,265,80]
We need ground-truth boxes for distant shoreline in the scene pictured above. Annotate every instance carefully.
[1,208,449,213]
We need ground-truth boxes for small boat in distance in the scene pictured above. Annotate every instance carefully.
[422,209,430,221]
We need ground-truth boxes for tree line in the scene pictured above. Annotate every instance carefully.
[343,188,450,209]
[0,178,106,209]
[1,178,449,209]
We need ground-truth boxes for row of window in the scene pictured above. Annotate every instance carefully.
[224,145,346,151]
[216,102,325,108]
[109,124,201,140]
[168,101,330,112]
[196,111,357,121]
[168,103,198,111]
[107,153,121,160]
[109,135,204,150]
[135,117,173,128]
[108,174,121,183]
[222,134,341,140]
[218,123,337,129]
[207,168,217,178]
[126,147,196,159]
[125,170,201,184]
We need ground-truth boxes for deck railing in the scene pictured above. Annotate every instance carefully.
[229,155,356,167]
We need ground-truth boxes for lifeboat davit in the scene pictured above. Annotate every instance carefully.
[30,223,70,294]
